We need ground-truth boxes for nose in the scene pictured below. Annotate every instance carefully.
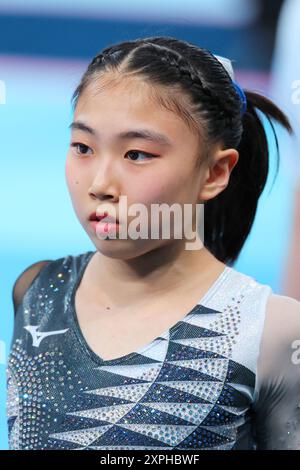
[88,157,120,201]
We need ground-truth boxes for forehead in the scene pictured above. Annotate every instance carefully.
[74,74,199,141]
[76,75,156,113]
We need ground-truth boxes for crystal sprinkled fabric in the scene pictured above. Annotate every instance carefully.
[6,251,272,450]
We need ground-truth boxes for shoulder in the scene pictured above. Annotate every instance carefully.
[263,293,300,353]
[225,267,273,312]
[12,251,94,316]
[12,260,53,315]
[256,292,300,385]
[253,293,300,449]
[266,292,300,312]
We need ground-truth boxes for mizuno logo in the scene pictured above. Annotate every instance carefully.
[24,325,69,347]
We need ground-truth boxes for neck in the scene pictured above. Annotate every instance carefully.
[86,235,226,308]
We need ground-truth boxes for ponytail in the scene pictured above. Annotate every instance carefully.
[204,91,292,265]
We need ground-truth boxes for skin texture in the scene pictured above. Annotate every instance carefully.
[65,74,239,309]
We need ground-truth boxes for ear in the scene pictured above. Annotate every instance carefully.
[198,147,239,202]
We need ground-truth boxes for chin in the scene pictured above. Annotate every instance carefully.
[93,238,160,260]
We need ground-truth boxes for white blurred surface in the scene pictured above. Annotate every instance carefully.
[0,0,260,26]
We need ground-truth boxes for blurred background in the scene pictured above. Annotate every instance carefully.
[1,0,299,449]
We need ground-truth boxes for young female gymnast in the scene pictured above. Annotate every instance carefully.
[7,36,300,450]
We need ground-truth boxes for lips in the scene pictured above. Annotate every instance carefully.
[89,211,119,224]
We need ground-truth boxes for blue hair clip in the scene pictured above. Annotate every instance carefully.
[232,81,247,116]
[213,54,247,116]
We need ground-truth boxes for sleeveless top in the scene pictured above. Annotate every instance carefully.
[6,250,273,450]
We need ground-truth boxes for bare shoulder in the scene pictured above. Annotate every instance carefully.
[12,260,52,315]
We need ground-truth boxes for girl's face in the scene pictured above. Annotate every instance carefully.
[65,75,214,259]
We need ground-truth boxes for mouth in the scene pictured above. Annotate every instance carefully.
[89,211,119,224]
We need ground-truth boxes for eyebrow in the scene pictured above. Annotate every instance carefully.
[68,120,172,146]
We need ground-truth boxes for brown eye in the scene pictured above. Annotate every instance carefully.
[125,150,158,162]
[71,143,93,156]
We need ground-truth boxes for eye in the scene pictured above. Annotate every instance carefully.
[70,142,93,156]
[125,150,159,162]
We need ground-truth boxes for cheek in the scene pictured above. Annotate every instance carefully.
[65,157,83,192]
[128,178,169,205]
[65,156,73,187]
[132,171,190,206]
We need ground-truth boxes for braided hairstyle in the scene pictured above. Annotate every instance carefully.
[71,36,292,265]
